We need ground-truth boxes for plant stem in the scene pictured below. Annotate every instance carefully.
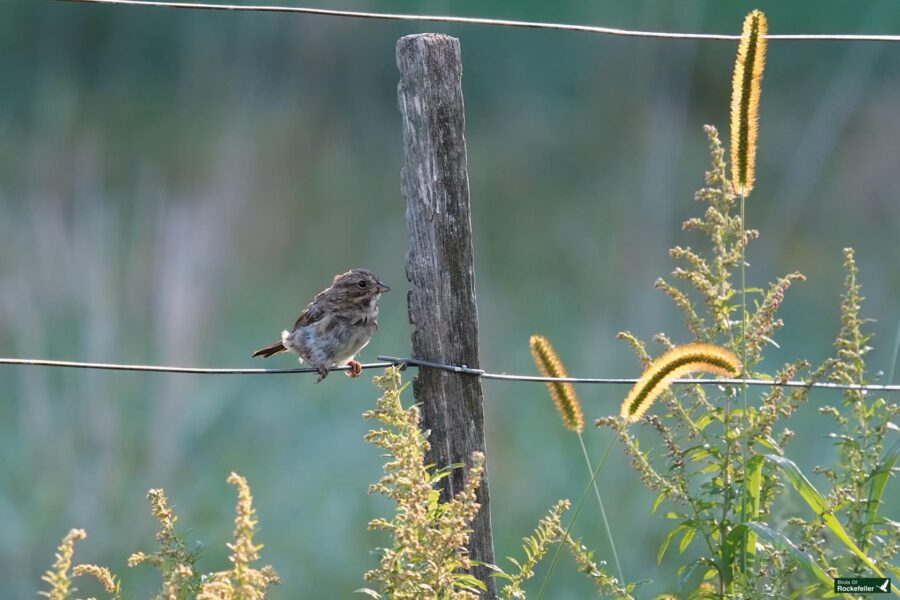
[739,190,750,437]
[577,431,624,585]
[738,190,750,580]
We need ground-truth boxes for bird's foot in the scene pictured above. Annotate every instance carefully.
[346,360,362,378]
[315,366,329,383]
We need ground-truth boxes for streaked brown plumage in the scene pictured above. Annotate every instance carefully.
[252,269,390,382]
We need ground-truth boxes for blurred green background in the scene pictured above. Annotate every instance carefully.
[1,0,899,597]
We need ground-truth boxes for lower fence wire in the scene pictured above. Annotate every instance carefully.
[1,355,899,392]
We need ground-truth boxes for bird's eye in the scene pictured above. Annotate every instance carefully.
[357,280,368,288]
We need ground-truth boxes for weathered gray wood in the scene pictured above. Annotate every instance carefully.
[397,33,497,598]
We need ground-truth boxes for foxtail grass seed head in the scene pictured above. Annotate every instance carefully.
[621,343,741,423]
[529,335,585,432]
[730,9,767,196]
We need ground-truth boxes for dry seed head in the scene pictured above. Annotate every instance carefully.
[730,9,767,196]
[72,564,120,594]
[621,343,741,422]
[529,335,584,432]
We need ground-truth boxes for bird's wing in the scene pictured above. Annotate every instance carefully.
[293,291,328,329]
[293,303,320,329]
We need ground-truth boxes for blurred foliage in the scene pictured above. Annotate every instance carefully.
[1,0,899,597]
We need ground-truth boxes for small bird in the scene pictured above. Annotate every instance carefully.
[252,269,390,382]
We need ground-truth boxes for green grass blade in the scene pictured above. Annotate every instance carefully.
[862,446,899,553]
[740,455,764,571]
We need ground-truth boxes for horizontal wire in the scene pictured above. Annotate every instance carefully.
[377,356,900,392]
[56,0,900,43]
[0,357,393,375]
[2,354,896,393]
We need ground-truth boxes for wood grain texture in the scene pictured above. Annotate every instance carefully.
[397,33,497,598]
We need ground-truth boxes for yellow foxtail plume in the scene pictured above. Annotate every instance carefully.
[529,335,584,432]
[621,343,741,423]
[730,9,767,196]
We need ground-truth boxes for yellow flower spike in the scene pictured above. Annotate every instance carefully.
[730,9,767,196]
[529,335,584,432]
[621,343,741,423]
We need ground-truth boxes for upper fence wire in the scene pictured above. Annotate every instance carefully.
[58,0,900,43]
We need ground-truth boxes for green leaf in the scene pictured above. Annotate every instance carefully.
[659,523,688,564]
[763,454,890,585]
[476,561,510,582]
[863,446,899,553]
[651,492,667,514]
[753,434,783,454]
[695,414,716,431]
[679,524,696,554]
[684,444,715,462]
[700,462,720,474]
[746,522,833,590]
[354,588,381,598]
[454,573,487,591]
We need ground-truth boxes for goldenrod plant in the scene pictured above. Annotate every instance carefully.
[598,123,898,599]
[497,500,631,600]
[128,488,200,598]
[196,473,280,599]
[797,250,900,584]
[40,528,120,600]
[361,367,630,599]
[40,475,277,600]
[39,528,85,600]
[359,367,488,599]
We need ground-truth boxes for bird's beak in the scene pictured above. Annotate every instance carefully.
[376,282,391,293]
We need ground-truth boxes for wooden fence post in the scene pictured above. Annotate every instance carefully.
[397,33,497,598]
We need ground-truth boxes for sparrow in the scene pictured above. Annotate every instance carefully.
[252,269,390,382]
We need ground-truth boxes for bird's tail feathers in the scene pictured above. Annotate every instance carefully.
[252,341,287,358]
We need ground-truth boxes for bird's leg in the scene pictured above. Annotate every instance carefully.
[346,360,362,378]
[315,364,329,383]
